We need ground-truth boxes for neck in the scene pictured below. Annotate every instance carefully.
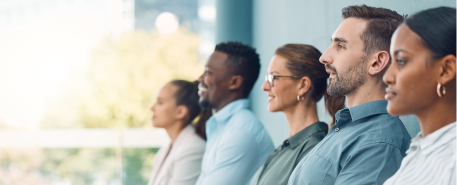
[416,90,456,137]
[346,79,386,107]
[214,93,245,112]
[165,121,186,145]
[283,100,319,137]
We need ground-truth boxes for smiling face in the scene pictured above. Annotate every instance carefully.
[198,51,231,109]
[383,24,440,116]
[320,18,369,97]
[150,83,179,128]
[262,55,300,112]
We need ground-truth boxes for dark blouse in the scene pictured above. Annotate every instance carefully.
[249,121,328,185]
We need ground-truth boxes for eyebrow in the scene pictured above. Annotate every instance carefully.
[331,37,348,43]
[393,49,409,56]
[270,71,280,74]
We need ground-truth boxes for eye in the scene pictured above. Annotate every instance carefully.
[337,44,345,50]
[396,59,406,66]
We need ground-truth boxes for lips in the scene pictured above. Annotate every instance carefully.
[267,95,275,102]
[198,83,208,96]
[385,87,397,100]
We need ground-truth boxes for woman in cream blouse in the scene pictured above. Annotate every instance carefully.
[148,80,211,185]
[383,7,456,185]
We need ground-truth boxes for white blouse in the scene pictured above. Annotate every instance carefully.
[384,122,456,185]
[148,124,206,185]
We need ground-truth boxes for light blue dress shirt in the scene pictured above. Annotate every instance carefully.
[288,100,411,185]
[196,99,274,185]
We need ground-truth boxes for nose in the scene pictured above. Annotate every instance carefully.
[383,62,396,86]
[150,103,156,112]
[198,72,204,83]
[319,45,333,65]
[262,79,271,91]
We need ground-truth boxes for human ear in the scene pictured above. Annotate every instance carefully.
[368,51,390,76]
[175,105,189,121]
[228,75,243,90]
[297,76,311,96]
[438,54,456,85]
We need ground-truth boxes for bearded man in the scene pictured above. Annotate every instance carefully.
[288,5,411,185]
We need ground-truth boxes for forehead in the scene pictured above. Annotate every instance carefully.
[268,55,289,73]
[206,51,228,69]
[157,83,177,99]
[332,17,367,43]
[391,24,423,53]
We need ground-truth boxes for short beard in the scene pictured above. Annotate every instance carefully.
[327,59,368,97]
[199,99,210,109]
[199,93,211,109]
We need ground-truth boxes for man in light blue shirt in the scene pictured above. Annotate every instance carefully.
[288,5,411,185]
[196,41,274,185]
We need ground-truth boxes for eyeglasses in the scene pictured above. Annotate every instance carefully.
[265,74,301,87]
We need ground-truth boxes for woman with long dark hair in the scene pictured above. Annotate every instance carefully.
[250,44,345,185]
[147,80,211,185]
[383,7,456,184]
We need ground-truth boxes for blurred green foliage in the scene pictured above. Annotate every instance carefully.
[78,28,204,129]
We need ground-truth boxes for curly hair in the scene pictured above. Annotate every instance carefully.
[215,41,261,97]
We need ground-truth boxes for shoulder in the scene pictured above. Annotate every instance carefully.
[355,114,411,151]
[176,126,206,152]
[228,109,265,131]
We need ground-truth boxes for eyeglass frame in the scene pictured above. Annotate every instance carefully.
[265,73,302,87]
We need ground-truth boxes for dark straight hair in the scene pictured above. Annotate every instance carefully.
[169,80,212,140]
[405,7,456,59]
[275,44,346,127]
[342,5,405,55]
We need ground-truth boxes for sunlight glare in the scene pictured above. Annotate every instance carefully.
[155,12,179,34]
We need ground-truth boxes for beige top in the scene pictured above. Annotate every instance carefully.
[148,124,206,185]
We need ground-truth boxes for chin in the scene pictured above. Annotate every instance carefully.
[199,99,210,108]
[386,102,405,116]
[267,105,280,112]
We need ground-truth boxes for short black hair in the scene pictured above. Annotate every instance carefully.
[405,6,456,59]
[215,41,260,97]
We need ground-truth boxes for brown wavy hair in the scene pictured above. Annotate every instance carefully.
[275,44,345,127]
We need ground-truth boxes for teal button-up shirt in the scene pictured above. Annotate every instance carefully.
[196,99,274,185]
[288,100,411,185]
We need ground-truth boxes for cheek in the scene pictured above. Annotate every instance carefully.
[270,85,297,110]
[390,68,436,115]
[153,105,175,127]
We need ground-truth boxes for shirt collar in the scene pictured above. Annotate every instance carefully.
[212,98,250,122]
[206,99,250,140]
[287,121,328,149]
[416,122,456,156]
[348,100,389,122]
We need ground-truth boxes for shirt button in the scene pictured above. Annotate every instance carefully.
[335,127,340,132]
[410,145,418,151]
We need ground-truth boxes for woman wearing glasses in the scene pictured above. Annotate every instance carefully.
[383,7,456,185]
[250,44,345,185]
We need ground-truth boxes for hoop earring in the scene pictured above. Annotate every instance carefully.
[437,83,446,97]
[297,95,305,101]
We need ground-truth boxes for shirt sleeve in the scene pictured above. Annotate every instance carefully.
[168,146,205,185]
[295,131,326,166]
[335,142,405,185]
[198,128,259,185]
